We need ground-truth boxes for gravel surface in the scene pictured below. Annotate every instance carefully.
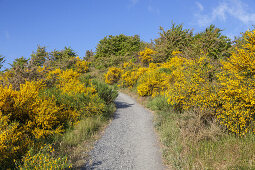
[83,92,165,170]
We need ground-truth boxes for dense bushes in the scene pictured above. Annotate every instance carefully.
[153,23,193,62]
[0,47,118,169]
[91,34,142,69]
[216,30,255,135]
[104,67,123,85]
[105,27,255,136]
[153,24,231,63]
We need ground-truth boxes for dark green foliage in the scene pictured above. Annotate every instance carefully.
[158,68,172,74]
[30,46,48,66]
[154,23,193,62]
[189,25,231,60]
[153,23,232,63]
[92,80,118,105]
[79,74,92,87]
[0,55,5,70]
[147,95,172,112]
[48,47,77,69]
[42,87,84,111]
[11,56,29,69]
[85,50,94,59]
[93,34,142,69]
[41,87,102,118]
[50,47,77,61]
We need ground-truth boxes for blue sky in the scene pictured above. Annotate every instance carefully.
[1,0,255,69]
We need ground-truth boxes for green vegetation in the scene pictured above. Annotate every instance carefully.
[91,34,142,69]
[148,96,255,169]
[1,22,255,169]
[102,23,255,169]
[0,46,118,169]
[0,55,5,70]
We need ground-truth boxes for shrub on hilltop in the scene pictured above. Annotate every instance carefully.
[92,34,142,69]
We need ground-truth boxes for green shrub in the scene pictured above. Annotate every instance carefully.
[153,24,231,62]
[188,25,231,60]
[92,80,118,105]
[147,95,172,112]
[41,87,105,117]
[92,34,142,68]
[154,23,193,63]
[30,46,48,67]
[0,55,5,70]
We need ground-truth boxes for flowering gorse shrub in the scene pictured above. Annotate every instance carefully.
[166,56,217,111]
[105,29,255,136]
[0,81,75,167]
[0,55,116,168]
[18,145,71,170]
[216,29,255,135]
[75,57,90,73]
[105,67,123,84]
[45,69,105,116]
[139,47,156,66]
[137,69,168,96]
[119,61,148,88]
[0,111,22,167]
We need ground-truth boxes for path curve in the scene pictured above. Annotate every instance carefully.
[84,92,164,170]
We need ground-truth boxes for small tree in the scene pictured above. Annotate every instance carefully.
[85,50,94,59]
[48,47,77,69]
[0,55,5,70]
[30,46,48,66]
[11,56,29,69]
[93,34,142,68]
[190,25,231,60]
[154,23,193,62]
[50,46,77,62]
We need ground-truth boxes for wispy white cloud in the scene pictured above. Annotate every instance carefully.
[195,0,255,27]
[147,5,160,15]
[196,2,204,11]
[130,0,139,6]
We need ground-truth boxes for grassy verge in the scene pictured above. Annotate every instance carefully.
[55,106,116,168]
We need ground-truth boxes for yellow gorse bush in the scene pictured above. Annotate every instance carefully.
[137,69,168,97]
[19,145,71,169]
[166,56,217,111]
[0,111,22,164]
[105,67,123,84]
[0,57,111,167]
[105,29,255,136]
[0,81,74,166]
[46,68,105,116]
[139,47,156,65]
[75,57,90,73]
[216,29,255,135]
[120,61,148,88]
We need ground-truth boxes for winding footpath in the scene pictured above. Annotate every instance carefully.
[84,92,165,170]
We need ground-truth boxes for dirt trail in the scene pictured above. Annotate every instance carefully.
[84,92,165,170]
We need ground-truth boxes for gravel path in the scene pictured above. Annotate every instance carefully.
[84,92,164,170]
